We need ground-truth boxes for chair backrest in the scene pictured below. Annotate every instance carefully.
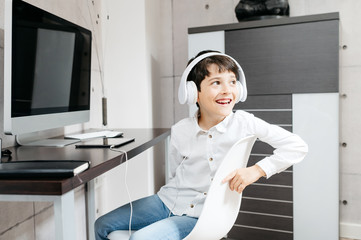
[107,135,256,240]
[183,135,257,240]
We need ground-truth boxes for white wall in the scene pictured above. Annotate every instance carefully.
[94,0,172,217]
[101,1,150,129]
[95,1,151,215]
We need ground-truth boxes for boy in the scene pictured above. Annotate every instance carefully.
[94,50,308,240]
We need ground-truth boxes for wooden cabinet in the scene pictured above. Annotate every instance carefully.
[188,13,339,240]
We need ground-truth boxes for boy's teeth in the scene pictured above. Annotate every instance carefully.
[216,99,231,104]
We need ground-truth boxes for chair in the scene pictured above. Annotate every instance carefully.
[108,230,134,239]
[108,135,257,240]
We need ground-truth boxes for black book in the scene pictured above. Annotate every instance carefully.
[0,160,90,179]
[75,137,135,148]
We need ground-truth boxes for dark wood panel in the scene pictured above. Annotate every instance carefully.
[0,179,68,195]
[226,20,339,95]
[246,111,292,124]
[235,212,293,232]
[241,198,293,216]
[248,155,293,171]
[281,126,293,132]
[228,225,293,240]
[252,141,275,154]
[243,184,293,201]
[235,94,292,110]
[189,12,339,34]
[257,171,292,186]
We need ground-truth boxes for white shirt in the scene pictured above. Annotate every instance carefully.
[157,110,308,218]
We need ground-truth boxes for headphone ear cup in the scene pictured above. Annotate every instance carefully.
[186,81,198,105]
[235,81,243,103]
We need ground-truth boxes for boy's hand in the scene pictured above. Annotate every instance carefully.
[222,165,266,193]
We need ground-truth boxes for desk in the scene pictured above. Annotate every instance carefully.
[0,128,170,240]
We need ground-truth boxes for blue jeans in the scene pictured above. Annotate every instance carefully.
[94,194,198,240]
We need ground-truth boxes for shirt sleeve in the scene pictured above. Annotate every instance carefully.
[167,127,184,180]
[247,113,308,179]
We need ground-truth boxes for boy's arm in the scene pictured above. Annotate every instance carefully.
[248,115,308,179]
[222,165,265,193]
[222,112,308,193]
[167,137,183,180]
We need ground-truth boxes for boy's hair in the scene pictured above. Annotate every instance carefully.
[186,50,240,92]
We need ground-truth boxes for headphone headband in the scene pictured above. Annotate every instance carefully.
[178,52,247,104]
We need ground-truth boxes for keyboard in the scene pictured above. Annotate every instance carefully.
[64,130,123,140]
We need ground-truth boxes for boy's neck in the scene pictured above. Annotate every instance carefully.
[198,114,226,131]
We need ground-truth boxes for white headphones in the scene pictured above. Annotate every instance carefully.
[178,52,247,105]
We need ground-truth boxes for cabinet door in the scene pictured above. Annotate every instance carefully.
[225,20,339,95]
[232,94,294,240]
[293,93,339,240]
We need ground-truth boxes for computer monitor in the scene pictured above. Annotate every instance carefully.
[3,0,92,146]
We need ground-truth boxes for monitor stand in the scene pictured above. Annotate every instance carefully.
[16,132,80,147]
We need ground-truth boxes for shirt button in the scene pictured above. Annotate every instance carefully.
[208,135,213,138]
[211,178,214,181]
[209,157,213,162]
[190,204,194,208]
[204,192,207,195]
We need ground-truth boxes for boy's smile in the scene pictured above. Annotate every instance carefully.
[215,98,232,105]
[197,64,238,130]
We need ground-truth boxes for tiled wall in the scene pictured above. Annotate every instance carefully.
[0,0,103,239]
[0,186,86,239]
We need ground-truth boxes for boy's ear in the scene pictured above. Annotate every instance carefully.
[235,81,243,103]
[179,52,218,105]
[185,81,198,105]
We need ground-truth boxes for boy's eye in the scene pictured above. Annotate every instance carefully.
[231,80,237,85]
[211,81,220,85]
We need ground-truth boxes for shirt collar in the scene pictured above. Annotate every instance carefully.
[192,110,234,134]
[215,112,233,133]
[192,111,204,135]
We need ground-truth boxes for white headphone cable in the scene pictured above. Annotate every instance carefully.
[168,156,187,217]
[109,146,133,236]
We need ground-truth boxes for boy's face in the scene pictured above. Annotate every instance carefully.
[197,63,238,122]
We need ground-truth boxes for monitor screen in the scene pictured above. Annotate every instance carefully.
[4,0,91,136]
